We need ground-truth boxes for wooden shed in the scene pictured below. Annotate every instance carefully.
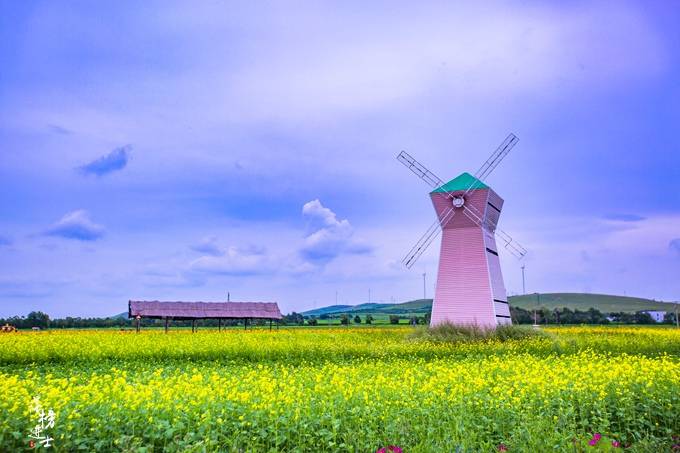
[128,300,282,332]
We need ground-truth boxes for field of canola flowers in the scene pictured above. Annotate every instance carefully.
[1,326,679,452]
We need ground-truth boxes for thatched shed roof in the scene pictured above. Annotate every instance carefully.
[128,300,282,320]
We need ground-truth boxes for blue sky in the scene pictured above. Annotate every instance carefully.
[1,1,679,317]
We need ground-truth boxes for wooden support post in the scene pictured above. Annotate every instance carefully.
[164,317,168,334]
[192,319,195,333]
[269,319,272,331]
[135,316,140,333]
[244,318,247,330]
[218,319,221,332]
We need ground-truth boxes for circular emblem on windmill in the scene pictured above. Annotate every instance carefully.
[452,196,465,208]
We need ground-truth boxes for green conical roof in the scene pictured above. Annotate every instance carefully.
[431,172,488,193]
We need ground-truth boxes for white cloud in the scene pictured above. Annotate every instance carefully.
[300,199,372,263]
[602,215,680,256]
[190,245,274,276]
[7,1,665,143]
[0,2,676,316]
[498,214,680,298]
[185,200,375,278]
[302,199,344,227]
[196,2,666,123]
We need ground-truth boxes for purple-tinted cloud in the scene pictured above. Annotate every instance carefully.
[0,1,679,317]
[48,124,71,135]
[78,145,131,176]
[190,236,224,256]
[670,238,680,256]
[44,210,105,241]
[604,214,646,222]
[190,245,273,276]
[0,235,11,247]
[0,278,72,299]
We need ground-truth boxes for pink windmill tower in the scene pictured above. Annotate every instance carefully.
[397,134,526,328]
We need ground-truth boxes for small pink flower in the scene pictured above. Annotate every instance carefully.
[588,433,602,446]
[388,446,403,453]
[498,444,509,452]
[612,440,621,448]
[376,449,386,453]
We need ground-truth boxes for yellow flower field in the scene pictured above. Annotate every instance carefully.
[1,326,679,451]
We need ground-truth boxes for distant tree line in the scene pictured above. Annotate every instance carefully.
[1,307,676,329]
[298,307,676,326]
[1,311,55,329]
[281,312,305,325]
[0,312,273,330]
[510,306,678,325]
[2,311,122,330]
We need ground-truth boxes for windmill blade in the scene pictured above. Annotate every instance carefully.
[495,228,527,260]
[402,206,457,268]
[460,204,527,260]
[464,133,519,195]
[396,151,446,189]
[397,134,523,266]
[418,133,519,202]
[460,202,490,230]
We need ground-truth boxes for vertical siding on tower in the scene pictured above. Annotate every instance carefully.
[431,226,497,327]
[484,189,504,232]
[496,316,512,325]
[486,189,504,212]
[429,187,510,328]
[494,301,511,317]
[484,232,508,306]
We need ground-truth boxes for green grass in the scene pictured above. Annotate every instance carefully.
[410,323,549,343]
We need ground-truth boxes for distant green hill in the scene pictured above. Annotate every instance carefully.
[509,293,674,313]
[110,312,128,319]
[302,301,427,317]
[302,305,354,317]
[302,293,675,317]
